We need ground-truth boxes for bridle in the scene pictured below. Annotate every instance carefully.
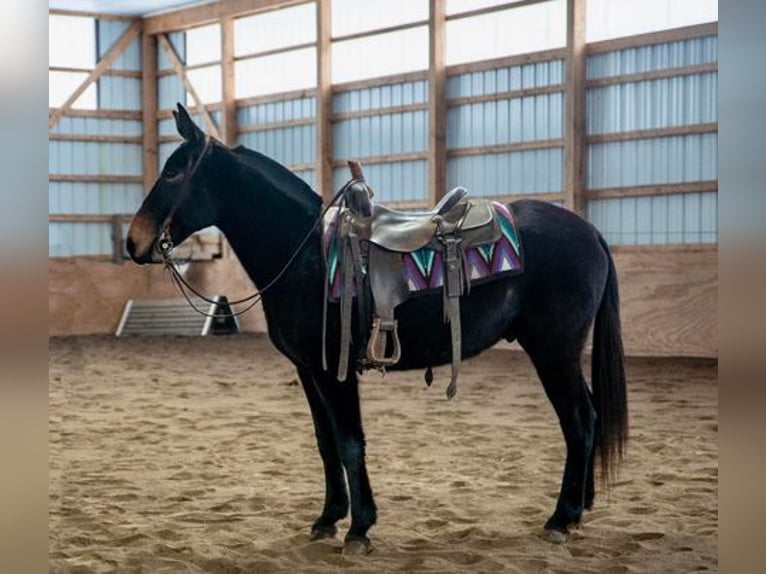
[156,136,356,319]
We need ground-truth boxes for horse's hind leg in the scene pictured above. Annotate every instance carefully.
[525,352,596,538]
[297,368,349,539]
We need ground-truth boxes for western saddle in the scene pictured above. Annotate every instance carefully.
[323,161,503,399]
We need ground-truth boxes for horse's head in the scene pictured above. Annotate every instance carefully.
[126,103,222,264]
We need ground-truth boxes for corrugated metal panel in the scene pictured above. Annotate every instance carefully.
[333,80,427,114]
[49,222,115,257]
[97,21,141,110]
[334,111,427,158]
[447,93,563,148]
[49,141,143,176]
[332,161,428,203]
[587,191,717,245]
[447,148,563,196]
[238,97,316,125]
[446,60,564,98]
[587,72,717,134]
[158,75,186,110]
[587,133,717,189]
[238,125,315,167]
[587,35,717,79]
[49,183,143,215]
[51,118,142,137]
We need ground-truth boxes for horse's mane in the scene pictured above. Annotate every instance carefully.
[230,144,322,212]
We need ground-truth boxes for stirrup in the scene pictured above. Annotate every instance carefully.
[367,318,402,366]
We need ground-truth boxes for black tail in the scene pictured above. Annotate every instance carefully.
[591,235,628,485]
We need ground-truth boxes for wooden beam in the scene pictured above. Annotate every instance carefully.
[488,191,565,204]
[157,34,221,139]
[234,41,317,62]
[49,20,141,130]
[447,139,563,157]
[49,66,142,78]
[156,103,223,120]
[564,0,586,215]
[49,134,143,144]
[585,180,718,200]
[586,62,718,88]
[332,19,428,43]
[447,83,564,107]
[332,103,429,122]
[49,214,133,223]
[587,22,718,54]
[143,0,310,35]
[48,108,142,120]
[332,71,428,94]
[445,0,554,21]
[142,32,159,192]
[587,123,718,144]
[331,152,428,167]
[238,117,315,132]
[316,0,334,202]
[429,0,447,207]
[49,174,143,184]
[445,48,565,76]
[236,88,317,107]
[221,16,238,146]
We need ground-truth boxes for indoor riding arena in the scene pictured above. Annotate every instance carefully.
[49,1,718,572]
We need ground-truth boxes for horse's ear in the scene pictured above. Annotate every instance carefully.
[174,103,204,143]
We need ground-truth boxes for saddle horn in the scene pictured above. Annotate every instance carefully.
[348,160,365,181]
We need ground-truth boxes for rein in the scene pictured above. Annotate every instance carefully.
[158,147,356,319]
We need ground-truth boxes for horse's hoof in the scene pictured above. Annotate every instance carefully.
[309,524,337,541]
[546,529,569,544]
[343,537,372,555]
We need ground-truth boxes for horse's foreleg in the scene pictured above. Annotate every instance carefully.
[314,372,377,552]
[297,368,349,539]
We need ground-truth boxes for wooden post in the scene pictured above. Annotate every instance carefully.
[564,0,586,214]
[428,0,447,207]
[142,31,158,192]
[221,16,238,147]
[316,0,334,203]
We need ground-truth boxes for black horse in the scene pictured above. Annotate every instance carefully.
[127,104,627,552]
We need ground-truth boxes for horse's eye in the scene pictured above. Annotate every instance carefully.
[164,169,178,179]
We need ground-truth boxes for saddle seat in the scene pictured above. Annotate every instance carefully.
[368,187,496,253]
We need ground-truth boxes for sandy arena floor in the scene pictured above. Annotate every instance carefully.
[49,334,717,573]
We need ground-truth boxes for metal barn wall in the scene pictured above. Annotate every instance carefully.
[585,33,718,245]
[237,95,317,188]
[49,19,143,257]
[446,58,565,199]
[332,78,429,203]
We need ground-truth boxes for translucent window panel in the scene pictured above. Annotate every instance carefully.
[446,0,565,66]
[447,0,539,15]
[333,27,428,84]
[587,0,718,42]
[236,47,317,98]
[235,3,316,56]
[185,23,221,65]
[332,0,427,37]
[49,71,97,109]
[186,64,222,104]
[49,15,95,68]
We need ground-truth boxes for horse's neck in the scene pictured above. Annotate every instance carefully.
[215,161,324,306]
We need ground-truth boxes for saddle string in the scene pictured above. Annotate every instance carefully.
[160,178,358,319]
